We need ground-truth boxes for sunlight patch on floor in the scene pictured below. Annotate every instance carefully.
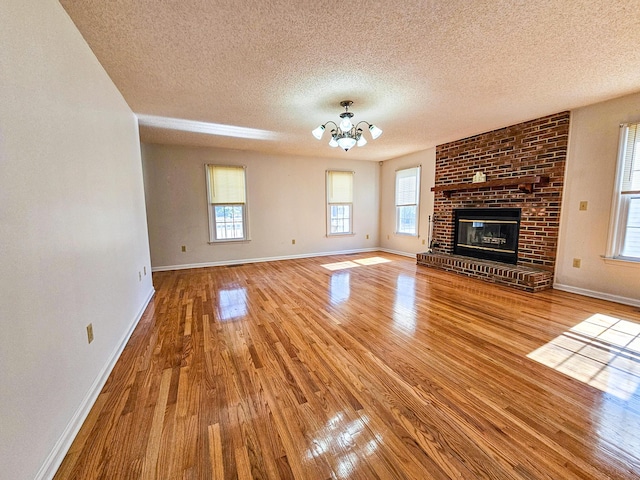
[353,256,392,266]
[322,261,360,271]
[321,256,391,271]
[527,313,640,400]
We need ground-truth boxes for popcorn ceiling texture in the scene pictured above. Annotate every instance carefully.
[59,0,640,161]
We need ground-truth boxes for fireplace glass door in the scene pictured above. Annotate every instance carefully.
[453,209,521,264]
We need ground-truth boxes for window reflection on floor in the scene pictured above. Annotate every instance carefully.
[305,411,380,475]
[330,272,350,305]
[216,287,248,321]
[393,274,416,334]
[527,313,640,400]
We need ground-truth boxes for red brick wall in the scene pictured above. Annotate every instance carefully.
[432,111,569,272]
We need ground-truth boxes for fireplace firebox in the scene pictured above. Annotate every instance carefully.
[453,208,521,264]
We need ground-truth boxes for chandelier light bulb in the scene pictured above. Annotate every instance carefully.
[369,124,383,139]
[337,136,357,151]
[328,136,339,147]
[312,125,325,140]
[340,117,352,133]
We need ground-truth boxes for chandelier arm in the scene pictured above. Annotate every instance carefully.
[355,121,371,130]
[323,120,339,129]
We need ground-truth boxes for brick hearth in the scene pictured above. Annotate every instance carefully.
[417,253,553,292]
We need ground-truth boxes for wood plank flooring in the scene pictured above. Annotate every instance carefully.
[54,253,640,479]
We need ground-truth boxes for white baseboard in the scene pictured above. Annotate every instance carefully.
[377,247,419,259]
[553,283,640,307]
[151,248,381,272]
[35,287,156,480]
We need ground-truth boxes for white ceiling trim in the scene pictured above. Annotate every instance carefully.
[136,114,279,141]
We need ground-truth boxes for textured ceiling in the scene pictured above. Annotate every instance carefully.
[59,0,640,161]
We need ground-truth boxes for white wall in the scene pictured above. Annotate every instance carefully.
[142,143,380,269]
[379,148,436,256]
[555,92,640,305]
[0,1,154,479]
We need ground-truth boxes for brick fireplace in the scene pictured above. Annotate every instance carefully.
[418,111,570,292]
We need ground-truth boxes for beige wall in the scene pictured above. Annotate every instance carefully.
[142,143,380,269]
[379,149,436,256]
[0,1,153,479]
[555,92,640,305]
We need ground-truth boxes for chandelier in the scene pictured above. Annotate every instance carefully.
[311,100,383,151]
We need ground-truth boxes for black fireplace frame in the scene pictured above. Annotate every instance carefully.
[453,208,521,264]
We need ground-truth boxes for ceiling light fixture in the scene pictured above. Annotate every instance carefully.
[312,101,382,151]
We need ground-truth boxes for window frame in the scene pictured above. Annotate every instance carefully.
[606,123,640,262]
[616,194,640,260]
[395,166,421,237]
[205,164,249,243]
[326,170,354,236]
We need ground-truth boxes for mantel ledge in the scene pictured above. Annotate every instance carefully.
[431,175,549,197]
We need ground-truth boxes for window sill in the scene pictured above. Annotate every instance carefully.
[602,256,640,268]
[395,232,419,237]
[327,233,355,237]
[208,238,251,245]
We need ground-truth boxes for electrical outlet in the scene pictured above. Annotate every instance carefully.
[579,201,588,211]
[422,239,426,245]
[86,323,94,344]
[572,258,581,268]
[387,235,390,240]
[366,234,369,239]
[181,245,186,252]
[292,239,296,245]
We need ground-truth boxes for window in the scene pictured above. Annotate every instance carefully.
[206,165,248,242]
[395,166,421,236]
[608,123,640,260]
[326,170,354,235]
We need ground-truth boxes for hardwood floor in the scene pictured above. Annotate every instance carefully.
[54,253,640,479]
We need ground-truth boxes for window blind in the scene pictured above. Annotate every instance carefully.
[207,165,246,204]
[327,170,353,203]
[622,123,640,193]
[395,167,420,205]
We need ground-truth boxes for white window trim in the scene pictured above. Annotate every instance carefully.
[205,164,250,243]
[326,170,354,236]
[605,126,627,257]
[603,256,640,267]
[395,165,421,237]
[326,203,354,236]
[605,124,640,264]
[207,204,250,244]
